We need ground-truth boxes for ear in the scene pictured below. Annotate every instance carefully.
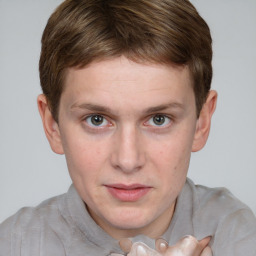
[37,94,64,155]
[192,90,217,152]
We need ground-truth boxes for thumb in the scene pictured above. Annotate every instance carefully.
[198,236,211,251]
[164,235,211,255]
[200,246,212,256]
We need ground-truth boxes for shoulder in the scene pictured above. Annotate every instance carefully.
[0,193,67,254]
[186,179,256,255]
[184,178,253,218]
[0,193,62,230]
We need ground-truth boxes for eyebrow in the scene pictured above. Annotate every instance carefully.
[71,102,184,115]
[143,103,184,114]
[71,103,112,113]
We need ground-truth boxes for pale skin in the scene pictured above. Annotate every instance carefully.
[120,236,212,256]
[38,56,217,255]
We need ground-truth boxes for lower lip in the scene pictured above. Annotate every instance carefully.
[106,186,151,202]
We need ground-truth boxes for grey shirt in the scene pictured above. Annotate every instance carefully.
[0,178,256,255]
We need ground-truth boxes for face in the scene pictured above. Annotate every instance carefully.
[40,57,214,239]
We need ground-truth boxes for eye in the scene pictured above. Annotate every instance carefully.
[85,115,109,127]
[147,114,171,127]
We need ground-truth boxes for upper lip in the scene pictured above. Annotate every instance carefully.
[105,184,151,190]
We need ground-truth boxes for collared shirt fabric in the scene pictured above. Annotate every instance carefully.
[0,178,256,255]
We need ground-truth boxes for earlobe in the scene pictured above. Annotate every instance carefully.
[37,94,64,155]
[192,90,217,152]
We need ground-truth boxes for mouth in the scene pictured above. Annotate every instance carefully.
[105,184,152,202]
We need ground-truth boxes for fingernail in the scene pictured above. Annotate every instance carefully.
[155,238,168,253]
[136,245,147,256]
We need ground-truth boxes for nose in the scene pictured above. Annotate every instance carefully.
[110,125,146,173]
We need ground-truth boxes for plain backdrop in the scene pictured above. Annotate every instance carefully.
[0,0,256,223]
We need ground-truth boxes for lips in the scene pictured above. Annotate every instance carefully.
[105,184,152,202]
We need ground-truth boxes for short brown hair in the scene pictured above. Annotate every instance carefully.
[39,0,212,121]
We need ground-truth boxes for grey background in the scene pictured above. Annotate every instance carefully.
[0,0,256,223]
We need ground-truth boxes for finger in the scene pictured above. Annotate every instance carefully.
[198,236,211,250]
[119,238,132,253]
[128,243,148,256]
[177,235,199,251]
[155,238,168,253]
[200,246,212,256]
[128,242,161,256]
[165,235,207,256]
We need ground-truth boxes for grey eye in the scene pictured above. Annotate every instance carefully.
[87,115,106,126]
[146,114,171,127]
[153,115,166,125]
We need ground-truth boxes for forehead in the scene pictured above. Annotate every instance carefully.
[61,57,195,113]
[64,57,193,89]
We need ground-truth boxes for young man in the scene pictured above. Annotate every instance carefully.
[0,0,255,255]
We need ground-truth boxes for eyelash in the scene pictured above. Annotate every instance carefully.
[145,114,172,127]
[83,114,172,129]
[84,114,112,128]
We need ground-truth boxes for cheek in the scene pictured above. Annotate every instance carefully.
[61,133,108,179]
[153,138,191,170]
[150,133,193,188]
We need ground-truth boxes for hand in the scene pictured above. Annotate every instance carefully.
[119,236,212,256]
[160,236,212,256]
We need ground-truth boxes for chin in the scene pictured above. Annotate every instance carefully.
[107,208,154,229]
[110,219,149,232]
